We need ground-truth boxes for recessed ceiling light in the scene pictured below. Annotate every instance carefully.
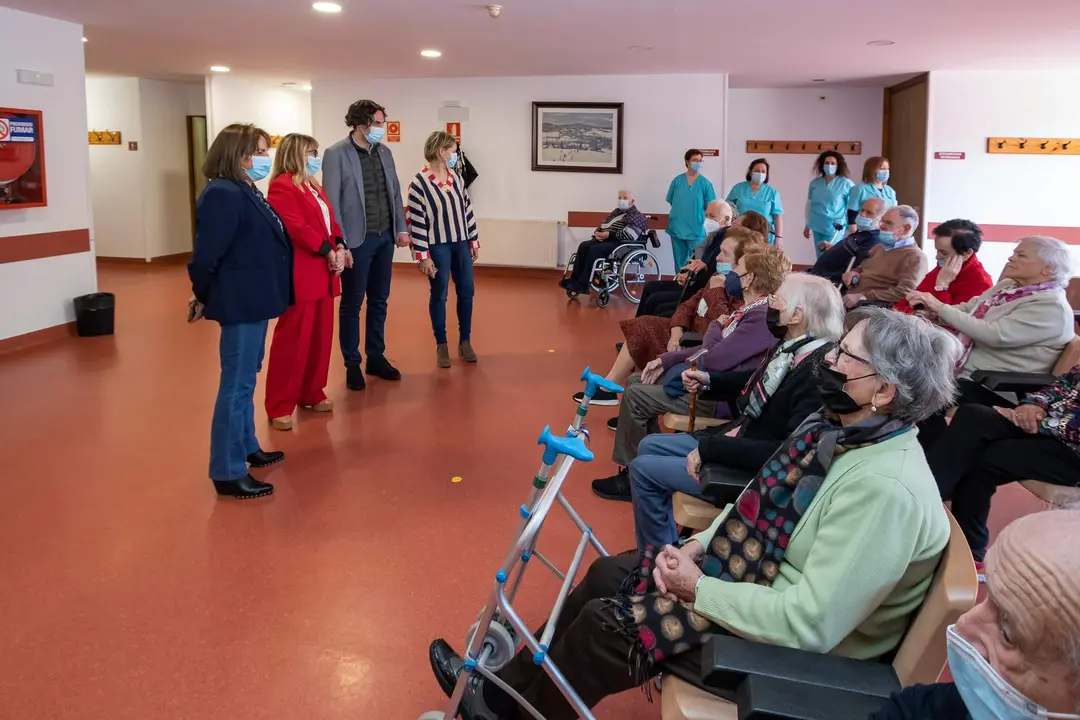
[628,45,654,52]
[210,65,230,73]
[867,39,895,46]
[82,37,88,43]
[312,2,342,13]
[420,49,442,58]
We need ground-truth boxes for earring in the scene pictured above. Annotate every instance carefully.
[871,402,878,413]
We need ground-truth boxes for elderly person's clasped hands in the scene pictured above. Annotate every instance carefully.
[652,543,704,603]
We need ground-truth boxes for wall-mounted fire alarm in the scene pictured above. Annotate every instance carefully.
[128,141,138,151]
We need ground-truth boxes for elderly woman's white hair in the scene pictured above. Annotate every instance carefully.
[777,274,844,341]
[1019,235,1073,288]
[849,307,963,423]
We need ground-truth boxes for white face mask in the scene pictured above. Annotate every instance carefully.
[704,218,722,235]
[697,298,709,317]
[946,626,1080,720]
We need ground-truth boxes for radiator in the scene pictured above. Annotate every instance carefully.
[474,218,562,269]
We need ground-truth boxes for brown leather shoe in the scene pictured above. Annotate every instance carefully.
[459,340,478,363]
[270,416,293,431]
[303,399,333,413]
[436,343,452,368]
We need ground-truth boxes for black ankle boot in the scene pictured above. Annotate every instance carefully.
[247,450,285,468]
[213,475,274,499]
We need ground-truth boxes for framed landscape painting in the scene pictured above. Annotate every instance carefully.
[532,102,623,174]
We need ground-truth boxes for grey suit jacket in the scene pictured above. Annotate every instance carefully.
[322,135,407,249]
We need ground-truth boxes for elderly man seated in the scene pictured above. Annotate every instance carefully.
[840,204,928,310]
[894,218,993,318]
[625,273,844,552]
[428,308,962,720]
[870,508,1080,720]
[559,189,649,294]
[592,246,789,502]
[807,197,885,285]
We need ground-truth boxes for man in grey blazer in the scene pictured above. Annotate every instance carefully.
[322,99,410,390]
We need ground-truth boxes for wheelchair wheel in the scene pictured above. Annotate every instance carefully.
[618,249,661,304]
[596,289,610,308]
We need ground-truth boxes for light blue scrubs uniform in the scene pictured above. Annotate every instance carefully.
[726,181,784,243]
[807,175,855,256]
[666,173,716,268]
[848,182,898,215]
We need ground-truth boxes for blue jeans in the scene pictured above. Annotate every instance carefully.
[339,229,394,366]
[209,320,269,481]
[428,242,475,345]
[628,433,704,551]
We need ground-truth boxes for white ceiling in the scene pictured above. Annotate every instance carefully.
[11,0,1080,86]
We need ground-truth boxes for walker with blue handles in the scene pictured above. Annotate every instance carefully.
[418,368,625,720]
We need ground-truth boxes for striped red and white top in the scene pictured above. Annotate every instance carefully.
[407,166,479,260]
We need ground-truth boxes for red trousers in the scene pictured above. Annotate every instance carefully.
[264,296,335,418]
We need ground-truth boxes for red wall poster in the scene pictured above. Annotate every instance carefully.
[0,108,47,210]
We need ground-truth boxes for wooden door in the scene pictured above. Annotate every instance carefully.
[883,74,929,246]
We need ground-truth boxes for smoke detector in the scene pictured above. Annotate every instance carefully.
[487,4,502,18]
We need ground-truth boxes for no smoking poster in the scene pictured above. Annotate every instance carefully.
[0,107,47,209]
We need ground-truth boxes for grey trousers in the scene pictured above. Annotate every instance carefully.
[612,373,717,468]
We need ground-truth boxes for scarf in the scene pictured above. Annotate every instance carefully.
[740,335,830,421]
[955,281,1059,369]
[609,412,912,688]
[721,297,768,339]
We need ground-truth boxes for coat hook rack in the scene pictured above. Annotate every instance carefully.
[746,140,862,155]
[88,129,122,145]
[987,137,1080,155]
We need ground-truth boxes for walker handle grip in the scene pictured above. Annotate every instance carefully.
[580,366,624,398]
[538,426,594,465]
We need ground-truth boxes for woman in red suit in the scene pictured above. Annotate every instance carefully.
[264,133,346,430]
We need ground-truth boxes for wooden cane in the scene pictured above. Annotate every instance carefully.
[687,359,699,433]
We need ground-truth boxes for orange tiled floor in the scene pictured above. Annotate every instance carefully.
[0,263,1043,719]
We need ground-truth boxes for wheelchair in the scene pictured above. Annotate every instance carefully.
[561,216,663,308]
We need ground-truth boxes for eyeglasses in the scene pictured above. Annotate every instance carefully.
[836,344,871,366]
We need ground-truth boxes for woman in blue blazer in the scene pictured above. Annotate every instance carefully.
[188,123,294,499]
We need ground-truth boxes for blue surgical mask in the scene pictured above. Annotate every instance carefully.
[724,270,744,299]
[715,262,733,276]
[855,215,875,231]
[877,230,897,248]
[448,152,459,169]
[690,161,703,173]
[617,199,630,211]
[946,626,1080,720]
[937,258,947,268]
[823,164,837,176]
[306,156,323,175]
[245,155,272,182]
[367,126,386,144]
[751,171,767,185]
[876,169,890,183]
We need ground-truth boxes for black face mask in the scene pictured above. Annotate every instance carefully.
[815,360,878,415]
[765,307,787,339]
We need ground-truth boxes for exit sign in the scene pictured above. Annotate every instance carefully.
[934,151,965,160]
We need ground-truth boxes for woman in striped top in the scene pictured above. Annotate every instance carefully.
[409,131,481,368]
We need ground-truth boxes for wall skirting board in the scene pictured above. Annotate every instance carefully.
[0,229,91,264]
[0,321,76,356]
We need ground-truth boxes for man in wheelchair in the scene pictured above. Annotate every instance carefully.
[560,189,649,295]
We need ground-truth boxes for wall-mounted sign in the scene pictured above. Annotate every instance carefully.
[0,107,47,210]
[128,141,138,152]
[446,122,462,143]
[934,151,966,160]
[88,130,122,145]
[698,149,720,157]
[386,120,401,143]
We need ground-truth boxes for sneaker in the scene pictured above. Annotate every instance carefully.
[571,388,619,406]
[607,417,618,431]
[592,469,632,502]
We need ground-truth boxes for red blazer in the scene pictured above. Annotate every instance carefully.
[894,254,993,314]
[266,174,342,303]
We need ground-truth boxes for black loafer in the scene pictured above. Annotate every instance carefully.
[366,356,402,381]
[615,341,624,353]
[213,475,274,499]
[592,469,632,502]
[247,450,285,468]
[346,364,366,391]
[607,417,618,431]
[429,638,465,698]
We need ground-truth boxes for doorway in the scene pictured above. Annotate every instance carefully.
[883,74,929,246]
[186,115,209,243]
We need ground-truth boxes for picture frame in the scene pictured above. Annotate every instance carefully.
[531,102,623,174]
[0,107,48,210]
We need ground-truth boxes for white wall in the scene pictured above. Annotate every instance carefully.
[726,88,884,266]
[0,8,96,340]
[926,70,1080,280]
[206,74,312,140]
[311,73,727,274]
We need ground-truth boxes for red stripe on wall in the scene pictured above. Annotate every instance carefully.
[931,223,1080,246]
[0,229,91,264]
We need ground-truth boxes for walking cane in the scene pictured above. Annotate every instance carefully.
[685,347,710,433]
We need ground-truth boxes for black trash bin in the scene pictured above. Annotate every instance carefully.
[73,292,115,337]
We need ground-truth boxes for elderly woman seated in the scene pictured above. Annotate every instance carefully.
[841,205,928,310]
[593,246,789,502]
[894,218,992,318]
[626,273,845,552]
[572,226,765,407]
[908,235,1075,448]
[636,210,770,319]
[807,196,885,285]
[870,508,1080,720]
[559,189,649,294]
[428,307,961,720]
[926,366,1080,572]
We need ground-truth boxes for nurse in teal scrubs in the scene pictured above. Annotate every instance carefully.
[847,156,898,233]
[665,148,717,269]
[804,150,855,257]
[726,158,784,245]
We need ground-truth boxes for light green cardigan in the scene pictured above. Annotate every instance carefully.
[691,428,949,660]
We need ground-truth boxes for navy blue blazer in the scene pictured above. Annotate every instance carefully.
[806,229,882,285]
[188,179,294,325]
